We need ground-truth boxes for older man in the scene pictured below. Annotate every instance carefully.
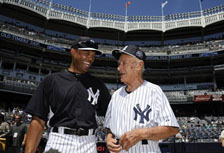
[104,45,179,153]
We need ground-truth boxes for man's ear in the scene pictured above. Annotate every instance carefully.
[71,48,77,56]
[137,60,144,71]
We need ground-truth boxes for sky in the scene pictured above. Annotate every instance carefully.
[53,0,224,16]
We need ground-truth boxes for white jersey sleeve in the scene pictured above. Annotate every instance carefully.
[154,88,179,127]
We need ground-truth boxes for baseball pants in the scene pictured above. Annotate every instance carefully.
[44,132,97,153]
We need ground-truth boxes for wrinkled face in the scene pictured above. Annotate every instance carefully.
[72,49,96,74]
[117,54,138,84]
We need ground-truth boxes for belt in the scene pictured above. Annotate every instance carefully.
[52,127,95,136]
[116,139,148,145]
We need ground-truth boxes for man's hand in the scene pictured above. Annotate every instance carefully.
[22,140,26,146]
[119,129,142,151]
[106,133,122,153]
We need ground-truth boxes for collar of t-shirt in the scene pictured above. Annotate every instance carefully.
[65,69,81,76]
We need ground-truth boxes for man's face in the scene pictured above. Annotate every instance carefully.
[72,49,96,74]
[15,116,21,124]
[117,54,138,84]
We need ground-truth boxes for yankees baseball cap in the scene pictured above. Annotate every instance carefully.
[112,45,146,61]
[71,37,102,55]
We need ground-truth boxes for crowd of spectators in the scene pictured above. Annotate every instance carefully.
[1,106,223,146]
[2,75,224,103]
[1,20,224,56]
[169,116,224,143]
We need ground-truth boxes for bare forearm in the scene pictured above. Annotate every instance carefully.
[139,126,179,141]
[25,117,45,153]
[119,126,179,151]
[22,134,27,146]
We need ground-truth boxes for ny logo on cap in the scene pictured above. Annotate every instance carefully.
[133,104,151,124]
[122,46,128,51]
[87,87,100,105]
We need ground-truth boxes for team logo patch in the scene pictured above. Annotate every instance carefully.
[133,104,151,124]
[87,87,100,105]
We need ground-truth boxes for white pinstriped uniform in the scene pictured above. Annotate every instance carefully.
[104,81,179,153]
[44,132,97,153]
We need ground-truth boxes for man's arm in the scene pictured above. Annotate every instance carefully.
[22,133,27,146]
[0,122,10,138]
[25,116,45,153]
[119,126,179,151]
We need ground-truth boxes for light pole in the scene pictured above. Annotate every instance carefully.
[198,0,205,41]
[198,0,203,17]
[161,1,168,45]
[125,1,130,32]
[161,1,168,23]
[88,0,92,18]
[87,0,92,28]
[46,0,53,19]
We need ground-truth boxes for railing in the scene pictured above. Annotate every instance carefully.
[1,21,224,56]
[2,0,224,32]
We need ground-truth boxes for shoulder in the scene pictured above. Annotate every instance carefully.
[85,73,100,80]
[42,71,65,83]
[111,86,125,97]
[47,71,65,79]
[85,73,106,86]
[143,81,163,93]
[21,123,28,128]
[2,122,9,126]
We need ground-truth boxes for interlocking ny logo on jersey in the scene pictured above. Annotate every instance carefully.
[87,87,100,105]
[133,104,152,124]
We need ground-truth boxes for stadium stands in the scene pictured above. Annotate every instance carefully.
[1,1,224,152]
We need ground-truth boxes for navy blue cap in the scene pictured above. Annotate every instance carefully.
[112,45,146,61]
[71,37,102,55]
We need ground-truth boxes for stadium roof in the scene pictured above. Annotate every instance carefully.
[1,0,224,42]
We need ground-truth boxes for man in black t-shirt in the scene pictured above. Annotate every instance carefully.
[8,114,27,153]
[25,37,111,153]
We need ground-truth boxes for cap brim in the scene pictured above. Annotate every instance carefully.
[78,47,102,55]
[112,49,138,60]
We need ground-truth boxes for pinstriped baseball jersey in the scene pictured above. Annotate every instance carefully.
[104,80,179,153]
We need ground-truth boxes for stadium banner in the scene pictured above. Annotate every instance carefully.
[193,95,212,102]
[169,54,192,60]
[47,45,66,52]
[199,52,218,57]
[0,32,41,47]
[161,84,197,91]
[212,95,224,102]
[147,56,168,60]
[147,54,193,60]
